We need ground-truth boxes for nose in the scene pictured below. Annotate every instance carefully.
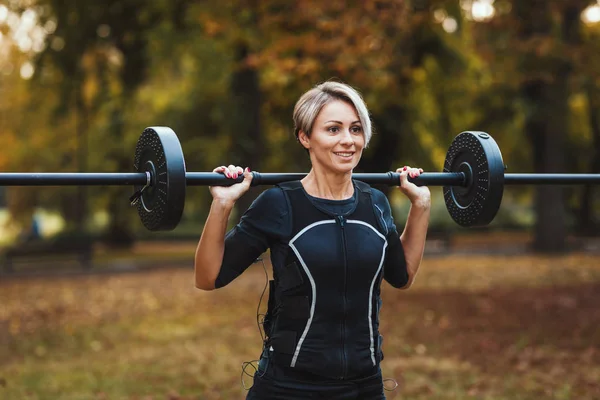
[340,129,354,146]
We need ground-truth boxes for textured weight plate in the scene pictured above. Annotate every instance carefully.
[443,131,504,227]
[133,127,186,231]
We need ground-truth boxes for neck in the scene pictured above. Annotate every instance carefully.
[301,167,354,200]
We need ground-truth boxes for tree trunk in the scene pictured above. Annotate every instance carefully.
[578,80,600,235]
[102,3,155,247]
[359,2,421,197]
[57,73,87,233]
[528,80,568,252]
[104,105,136,248]
[74,78,88,233]
[515,1,583,252]
[361,105,407,197]
[229,42,263,218]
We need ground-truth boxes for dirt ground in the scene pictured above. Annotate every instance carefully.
[1,248,599,399]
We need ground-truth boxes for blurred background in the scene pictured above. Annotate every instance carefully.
[1,0,599,399]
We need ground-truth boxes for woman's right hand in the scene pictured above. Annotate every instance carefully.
[209,165,253,207]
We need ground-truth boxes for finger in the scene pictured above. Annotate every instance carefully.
[399,169,409,188]
[242,167,253,186]
[214,166,231,178]
[395,166,408,173]
[227,165,238,178]
[233,166,242,179]
[230,166,246,179]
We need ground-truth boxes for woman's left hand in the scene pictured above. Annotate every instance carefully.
[396,166,431,207]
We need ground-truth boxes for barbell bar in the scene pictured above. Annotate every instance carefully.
[0,127,598,231]
[0,172,464,186]
[2,172,599,186]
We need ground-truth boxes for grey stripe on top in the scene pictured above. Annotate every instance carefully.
[347,220,387,366]
[288,220,336,368]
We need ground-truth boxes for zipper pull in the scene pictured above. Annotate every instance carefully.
[337,215,345,227]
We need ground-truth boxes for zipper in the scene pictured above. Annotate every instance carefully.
[336,215,348,379]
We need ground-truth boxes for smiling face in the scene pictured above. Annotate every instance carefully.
[298,100,365,175]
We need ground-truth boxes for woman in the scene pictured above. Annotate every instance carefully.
[195,81,430,399]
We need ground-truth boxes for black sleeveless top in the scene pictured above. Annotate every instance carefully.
[215,180,408,380]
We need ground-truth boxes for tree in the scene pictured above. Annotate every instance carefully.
[471,0,595,251]
[29,0,191,244]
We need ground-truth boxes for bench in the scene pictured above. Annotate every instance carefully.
[1,233,93,273]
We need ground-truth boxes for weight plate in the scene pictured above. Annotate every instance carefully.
[133,127,186,231]
[443,131,504,227]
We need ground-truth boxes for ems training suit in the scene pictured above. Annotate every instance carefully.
[215,180,409,399]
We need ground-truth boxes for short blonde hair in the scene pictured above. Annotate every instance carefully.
[293,81,372,147]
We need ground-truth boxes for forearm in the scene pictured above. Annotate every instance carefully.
[194,199,234,290]
[399,197,430,289]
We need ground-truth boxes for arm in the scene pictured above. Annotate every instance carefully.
[399,197,430,289]
[397,166,431,289]
[374,190,409,289]
[195,172,287,291]
[382,166,431,290]
[194,199,235,290]
[194,165,252,291]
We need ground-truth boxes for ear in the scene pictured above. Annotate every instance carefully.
[297,130,310,150]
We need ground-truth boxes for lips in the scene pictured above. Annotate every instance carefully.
[334,152,354,158]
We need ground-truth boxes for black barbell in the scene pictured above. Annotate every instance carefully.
[1,127,599,231]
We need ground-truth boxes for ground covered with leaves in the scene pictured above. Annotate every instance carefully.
[1,250,600,399]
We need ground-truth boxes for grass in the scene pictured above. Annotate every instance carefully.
[1,247,600,399]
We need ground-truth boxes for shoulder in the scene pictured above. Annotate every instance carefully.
[258,186,288,203]
[369,188,394,223]
[246,186,288,216]
[238,187,290,239]
[369,187,392,211]
[362,186,397,235]
[354,180,392,211]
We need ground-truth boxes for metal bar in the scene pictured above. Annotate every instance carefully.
[2,171,598,187]
[0,173,148,186]
[504,173,600,185]
[185,172,467,187]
